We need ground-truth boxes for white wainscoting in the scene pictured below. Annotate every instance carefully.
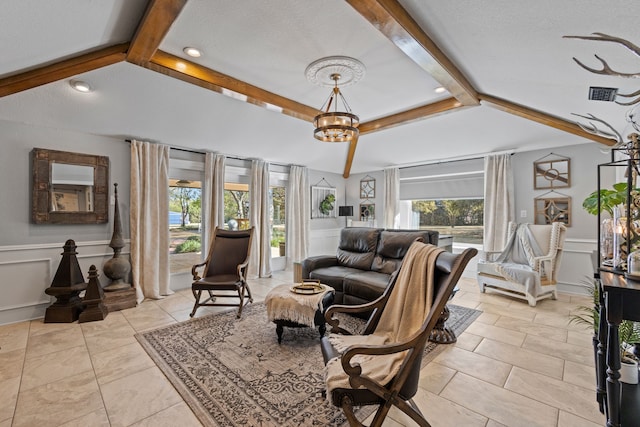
[309,228,341,257]
[0,240,129,325]
[456,238,596,296]
[556,238,597,296]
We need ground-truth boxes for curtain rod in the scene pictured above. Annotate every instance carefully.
[125,139,290,167]
[392,149,515,170]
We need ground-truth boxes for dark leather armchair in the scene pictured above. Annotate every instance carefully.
[190,227,254,318]
[321,246,477,426]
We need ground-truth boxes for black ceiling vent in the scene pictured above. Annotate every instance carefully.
[588,86,618,102]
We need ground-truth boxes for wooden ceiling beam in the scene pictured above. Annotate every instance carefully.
[0,43,129,97]
[127,0,188,65]
[342,98,467,177]
[480,93,616,146]
[147,50,319,122]
[343,135,360,178]
[359,97,466,134]
[346,0,479,106]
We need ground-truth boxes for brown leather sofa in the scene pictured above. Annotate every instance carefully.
[301,227,439,306]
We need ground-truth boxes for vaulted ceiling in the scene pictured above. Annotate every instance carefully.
[1,0,637,176]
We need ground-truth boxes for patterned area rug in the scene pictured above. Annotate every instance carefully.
[136,302,480,427]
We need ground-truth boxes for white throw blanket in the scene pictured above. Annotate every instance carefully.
[265,283,333,327]
[324,242,443,396]
[493,223,545,297]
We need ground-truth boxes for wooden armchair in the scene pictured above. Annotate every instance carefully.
[321,244,477,427]
[190,227,254,318]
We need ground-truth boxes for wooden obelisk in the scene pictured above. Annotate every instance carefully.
[103,183,136,311]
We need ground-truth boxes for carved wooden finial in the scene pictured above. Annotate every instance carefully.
[79,265,108,323]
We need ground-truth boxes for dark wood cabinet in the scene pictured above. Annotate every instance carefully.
[597,272,640,427]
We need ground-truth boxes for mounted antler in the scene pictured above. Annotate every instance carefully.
[564,33,640,104]
[618,88,640,106]
[571,113,624,146]
[563,32,640,78]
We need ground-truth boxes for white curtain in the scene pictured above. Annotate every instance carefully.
[248,159,272,278]
[203,152,225,251]
[384,168,400,229]
[286,165,310,270]
[130,140,172,303]
[483,153,515,253]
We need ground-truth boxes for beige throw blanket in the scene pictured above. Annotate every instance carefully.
[325,242,444,396]
[265,283,333,327]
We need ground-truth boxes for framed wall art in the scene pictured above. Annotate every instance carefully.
[311,185,337,219]
[359,202,375,220]
[533,153,570,189]
[360,175,376,199]
[534,192,571,226]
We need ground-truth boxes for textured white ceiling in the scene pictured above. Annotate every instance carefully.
[0,0,638,174]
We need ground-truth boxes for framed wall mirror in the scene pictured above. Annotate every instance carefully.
[533,155,570,189]
[32,148,109,224]
[360,175,375,199]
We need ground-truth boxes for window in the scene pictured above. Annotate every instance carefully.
[399,158,484,245]
[169,179,203,274]
[404,199,484,244]
[168,149,205,275]
[270,186,286,258]
[224,182,250,230]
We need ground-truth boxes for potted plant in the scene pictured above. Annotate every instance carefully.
[570,278,640,384]
[569,277,602,370]
[619,321,640,384]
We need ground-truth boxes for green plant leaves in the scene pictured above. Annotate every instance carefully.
[582,182,629,216]
[319,194,335,215]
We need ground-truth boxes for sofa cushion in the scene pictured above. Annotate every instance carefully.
[371,230,438,274]
[309,266,363,293]
[336,227,382,270]
[343,271,391,302]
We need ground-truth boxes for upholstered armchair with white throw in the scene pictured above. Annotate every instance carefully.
[477,222,566,306]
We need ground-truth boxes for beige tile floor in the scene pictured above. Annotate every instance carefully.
[0,271,604,427]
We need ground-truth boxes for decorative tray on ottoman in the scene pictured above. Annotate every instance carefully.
[290,280,324,295]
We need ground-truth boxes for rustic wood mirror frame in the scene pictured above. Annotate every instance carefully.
[32,148,109,224]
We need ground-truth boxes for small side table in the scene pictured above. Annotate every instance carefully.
[265,283,334,344]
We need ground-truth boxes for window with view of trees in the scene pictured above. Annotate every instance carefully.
[271,187,285,258]
[408,199,484,244]
[224,183,250,230]
[169,180,202,274]
[399,158,484,246]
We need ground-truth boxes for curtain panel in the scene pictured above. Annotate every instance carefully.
[483,153,515,253]
[130,140,172,302]
[204,152,226,251]
[384,168,400,229]
[249,159,272,278]
[285,165,310,270]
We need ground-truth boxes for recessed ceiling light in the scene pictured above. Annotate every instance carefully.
[183,47,201,58]
[70,80,92,93]
[176,62,187,71]
[434,86,447,94]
